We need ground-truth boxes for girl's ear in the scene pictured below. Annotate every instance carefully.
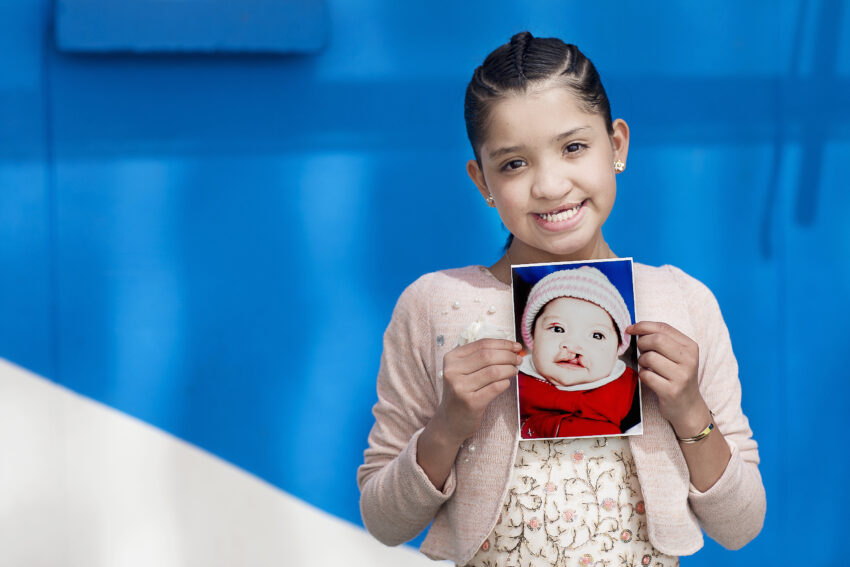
[466,159,492,202]
[610,118,630,164]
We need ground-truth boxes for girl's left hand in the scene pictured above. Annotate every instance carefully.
[626,321,710,436]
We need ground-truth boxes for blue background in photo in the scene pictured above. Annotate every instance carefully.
[513,259,635,320]
[1,1,849,564]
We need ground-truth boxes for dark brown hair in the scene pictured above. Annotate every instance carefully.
[464,31,613,163]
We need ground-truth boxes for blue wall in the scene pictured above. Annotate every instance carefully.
[1,0,849,564]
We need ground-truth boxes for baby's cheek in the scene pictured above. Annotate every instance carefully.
[593,349,618,379]
[530,347,543,369]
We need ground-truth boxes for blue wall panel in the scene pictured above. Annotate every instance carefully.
[1,0,849,564]
[0,0,53,378]
[56,0,328,53]
[781,140,850,564]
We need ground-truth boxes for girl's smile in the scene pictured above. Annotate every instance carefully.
[533,200,587,231]
[467,84,629,266]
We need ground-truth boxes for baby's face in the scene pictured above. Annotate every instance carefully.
[531,296,619,387]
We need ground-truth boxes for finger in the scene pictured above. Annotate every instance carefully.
[449,348,523,376]
[636,367,672,397]
[464,364,520,391]
[627,321,691,348]
[454,339,522,358]
[473,377,512,405]
[637,350,681,383]
[635,333,695,365]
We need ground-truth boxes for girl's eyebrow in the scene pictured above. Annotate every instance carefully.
[488,144,523,161]
[554,126,590,143]
[488,126,591,160]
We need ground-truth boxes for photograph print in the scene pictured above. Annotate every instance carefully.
[512,258,642,440]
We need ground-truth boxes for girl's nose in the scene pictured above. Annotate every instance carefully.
[531,159,571,200]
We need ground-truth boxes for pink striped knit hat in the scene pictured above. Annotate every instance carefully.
[521,266,632,355]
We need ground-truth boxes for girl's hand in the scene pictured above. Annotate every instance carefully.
[626,321,711,437]
[435,338,523,445]
[417,338,521,490]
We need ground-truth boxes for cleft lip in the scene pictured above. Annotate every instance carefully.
[556,352,585,368]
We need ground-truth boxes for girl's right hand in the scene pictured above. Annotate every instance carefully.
[435,338,523,445]
[417,338,522,490]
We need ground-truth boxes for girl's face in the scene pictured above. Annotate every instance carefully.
[531,296,619,387]
[467,85,629,263]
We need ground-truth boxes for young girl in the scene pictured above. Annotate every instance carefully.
[358,32,765,566]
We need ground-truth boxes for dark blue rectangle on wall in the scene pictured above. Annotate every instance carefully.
[55,0,328,53]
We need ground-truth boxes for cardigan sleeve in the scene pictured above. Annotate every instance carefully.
[357,275,456,546]
[670,266,766,549]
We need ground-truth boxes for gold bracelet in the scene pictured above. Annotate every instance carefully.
[677,421,714,444]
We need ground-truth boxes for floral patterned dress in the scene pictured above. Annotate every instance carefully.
[465,437,678,567]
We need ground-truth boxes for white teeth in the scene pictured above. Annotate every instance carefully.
[539,204,581,222]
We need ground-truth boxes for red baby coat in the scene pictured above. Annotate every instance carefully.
[518,367,638,439]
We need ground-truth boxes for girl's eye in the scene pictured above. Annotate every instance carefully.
[549,325,564,333]
[564,142,587,154]
[592,331,605,340]
[501,159,526,171]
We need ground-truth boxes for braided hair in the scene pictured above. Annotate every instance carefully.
[464,31,614,164]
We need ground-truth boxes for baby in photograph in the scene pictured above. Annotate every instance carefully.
[518,266,639,439]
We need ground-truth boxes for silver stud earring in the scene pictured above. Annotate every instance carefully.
[485,194,495,206]
[613,160,626,173]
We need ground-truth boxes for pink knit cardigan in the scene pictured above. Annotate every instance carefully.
[358,264,765,564]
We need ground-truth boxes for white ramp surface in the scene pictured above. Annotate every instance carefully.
[0,358,442,567]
